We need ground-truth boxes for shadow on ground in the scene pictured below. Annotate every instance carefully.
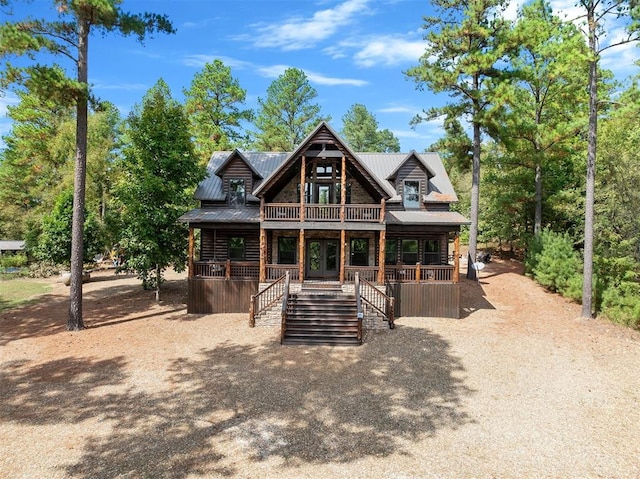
[1,324,474,477]
[0,277,187,346]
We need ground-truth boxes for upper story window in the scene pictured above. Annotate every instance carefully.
[228,237,245,260]
[229,179,245,206]
[403,180,420,209]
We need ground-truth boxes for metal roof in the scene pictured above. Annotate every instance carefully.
[178,207,260,224]
[385,211,469,226]
[0,240,25,251]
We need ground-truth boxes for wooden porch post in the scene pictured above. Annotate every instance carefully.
[378,229,386,284]
[188,227,194,278]
[259,196,265,221]
[299,229,305,282]
[340,229,346,283]
[340,155,346,222]
[416,262,421,283]
[259,227,266,282]
[300,156,306,222]
[453,232,460,283]
[380,197,386,223]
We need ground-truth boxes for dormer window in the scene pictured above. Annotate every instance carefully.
[403,180,420,209]
[229,179,245,206]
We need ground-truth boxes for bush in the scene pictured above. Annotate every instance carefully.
[28,260,64,278]
[0,253,28,268]
[600,281,640,329]
[529,229,582,298]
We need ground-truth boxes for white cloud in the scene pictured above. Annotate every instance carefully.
[0,92,19,117]
[241,0,372,50]
[353,35,425,67]
[256,64,367,87]
[183,54,254,70]
[377,106,415,114]
[91,81,148,92]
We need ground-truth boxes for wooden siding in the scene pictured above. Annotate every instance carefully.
[394,156,428,211]
[385,229,450,265]
[222,155,255,196]
[389,282,459,318]
[200,228,260,261]
[188,278,258,313]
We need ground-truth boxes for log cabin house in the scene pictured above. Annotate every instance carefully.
[180,122,469,345]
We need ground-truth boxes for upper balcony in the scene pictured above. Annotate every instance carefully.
[263,203,383,223]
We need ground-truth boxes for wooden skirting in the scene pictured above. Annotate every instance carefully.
[389,282,459,319]
[188,278,259,314]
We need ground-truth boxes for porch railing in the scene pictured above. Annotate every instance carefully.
[193,260,259,279]
[249,272,288,327]
[345,266,378,283]
[263,203,381,222]
[354,273,363,343]
[266,264,300,281]
[385,264,454,283]
[279,272,291,344]
[358,273,395,329]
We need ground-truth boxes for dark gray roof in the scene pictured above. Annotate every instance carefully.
[196,150,457,202]
[179,207,260,224]
[194,151,289,201]
[386,211,469,226]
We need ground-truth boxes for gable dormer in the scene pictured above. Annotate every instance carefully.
[214,150,263,206]
[386,152,436,210]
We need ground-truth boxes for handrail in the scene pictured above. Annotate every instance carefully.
[354,272,363,343]
[280,272,291,344]
[360,275,395,329]
[249,273,287,327]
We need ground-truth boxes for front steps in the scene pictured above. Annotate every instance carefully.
[282,290,360,346]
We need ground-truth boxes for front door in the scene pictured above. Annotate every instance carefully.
[306,239,339,280]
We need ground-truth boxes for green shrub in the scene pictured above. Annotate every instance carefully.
[524,233,543,276]
[28,260,64,278]
[0,253,28,268]
[530,230,582,297]
[600,281,640,329]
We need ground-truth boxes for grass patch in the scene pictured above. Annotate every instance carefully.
[0,278,52,312]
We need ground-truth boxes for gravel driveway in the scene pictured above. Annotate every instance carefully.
[1,260,639,478]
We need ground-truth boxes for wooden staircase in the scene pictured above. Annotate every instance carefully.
[282,290,361,346]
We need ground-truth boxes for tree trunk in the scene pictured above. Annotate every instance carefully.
[68,17,89,331]
[582,6,597,318]
[155,264,161,302]
[534,162,542,236]
[467,118,481,280]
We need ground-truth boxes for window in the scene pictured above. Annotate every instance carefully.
[350,238,369,266]
[403,180,420,209]
[229,179,245,206]
[228,237,245,260]
[385,239,398,265]
[423,239,440,265]
[278,237,297,264]
[401,239,418,264]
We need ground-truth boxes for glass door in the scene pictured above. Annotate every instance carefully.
[306,239,339,279]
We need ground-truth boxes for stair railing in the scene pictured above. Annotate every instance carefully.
[280,272,291,344]
[360,275,395,329]
[249,272,287,327]
[355,273,363,343]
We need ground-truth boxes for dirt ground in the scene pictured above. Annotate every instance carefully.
[1,260,639,478]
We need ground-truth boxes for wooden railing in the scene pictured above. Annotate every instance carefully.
[279,272,291,344]
[193,260,259,279]
[358,273,395,329]
[345,266,378,283]
[249,272,288,327]
[385,264,455,283]
[263,203,381,222]
[354,273,363,343]
[265,264,300,281]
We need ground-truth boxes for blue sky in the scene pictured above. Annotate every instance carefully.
[1,0,639,152]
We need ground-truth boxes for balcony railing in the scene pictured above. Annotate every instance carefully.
[193,261,455,283]
[263,203,381,222]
